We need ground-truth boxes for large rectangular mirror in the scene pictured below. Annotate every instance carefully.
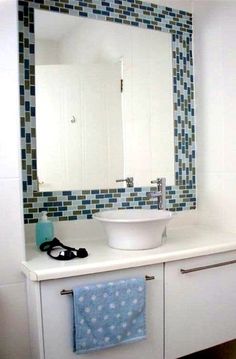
[19,0,195,223]
[34,9,174,191]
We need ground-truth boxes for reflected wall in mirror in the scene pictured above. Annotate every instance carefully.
[35,10,174,191]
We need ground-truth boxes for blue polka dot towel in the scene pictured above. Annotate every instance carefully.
[72,277,146,354]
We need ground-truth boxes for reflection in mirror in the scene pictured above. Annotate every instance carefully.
[35,9,174,191]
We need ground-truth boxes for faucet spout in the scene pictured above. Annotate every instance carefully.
[147,191,162,199]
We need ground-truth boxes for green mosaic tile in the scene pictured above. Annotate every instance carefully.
[29,219,38,224]
[77,195,86,200]
[109,189,118,193]
[59,216,68,221]
[48,197,57,202]
[48,208,58,212]
[101,189,109,194]
[63,201,72,206]
[113,193,121,198]
[82,190,90,195]
[24,203,32,208]
[33,192,42,197]
[105,204,113,208]
[28,208,38,213]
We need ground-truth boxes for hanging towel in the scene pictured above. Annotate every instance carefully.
[72,277,146,354]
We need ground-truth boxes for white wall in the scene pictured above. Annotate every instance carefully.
[194,5,236,354]
[0,1,31,358]
[193,0,236,233]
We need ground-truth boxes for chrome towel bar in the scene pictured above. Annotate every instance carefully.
[60,275,155,295]
[180,259,236,274]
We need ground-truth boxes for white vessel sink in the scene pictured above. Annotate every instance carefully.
[93,209,173,250]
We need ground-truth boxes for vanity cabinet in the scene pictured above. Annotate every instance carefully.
[25,243,236,359]
[27,264,164,359]
[165,250,236,359]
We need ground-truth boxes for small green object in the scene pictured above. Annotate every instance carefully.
[35,211,54,248]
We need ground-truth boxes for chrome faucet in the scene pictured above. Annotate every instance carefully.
[147,177,166,210]
[116,177,134,188]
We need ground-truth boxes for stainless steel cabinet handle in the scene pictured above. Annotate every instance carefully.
[180,259,236,274]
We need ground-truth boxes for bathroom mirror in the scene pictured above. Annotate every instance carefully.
[19,0,195,223]
[34,9,174,191]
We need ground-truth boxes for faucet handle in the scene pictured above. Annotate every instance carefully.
[151,178,166,185]
[116,177,134,187]
[151,178,162,184]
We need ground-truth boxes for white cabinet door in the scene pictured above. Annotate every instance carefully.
[41,264,163,359]
[165,250,236,359]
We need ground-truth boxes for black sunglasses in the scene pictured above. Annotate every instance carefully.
[40,237,88,261]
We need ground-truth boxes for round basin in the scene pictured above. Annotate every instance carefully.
[93,209,173,250]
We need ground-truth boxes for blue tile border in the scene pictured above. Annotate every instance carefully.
[18,0,196,223]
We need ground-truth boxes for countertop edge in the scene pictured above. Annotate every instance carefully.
[22,238,236,282]
[21,261,39,281]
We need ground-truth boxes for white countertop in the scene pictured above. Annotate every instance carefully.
[22,224,236,282]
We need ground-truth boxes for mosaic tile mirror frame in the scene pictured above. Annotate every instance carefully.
[18,0,196,224]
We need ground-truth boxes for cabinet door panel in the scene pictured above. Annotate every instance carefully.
[165,251,236,359]
[41,264,163,359]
